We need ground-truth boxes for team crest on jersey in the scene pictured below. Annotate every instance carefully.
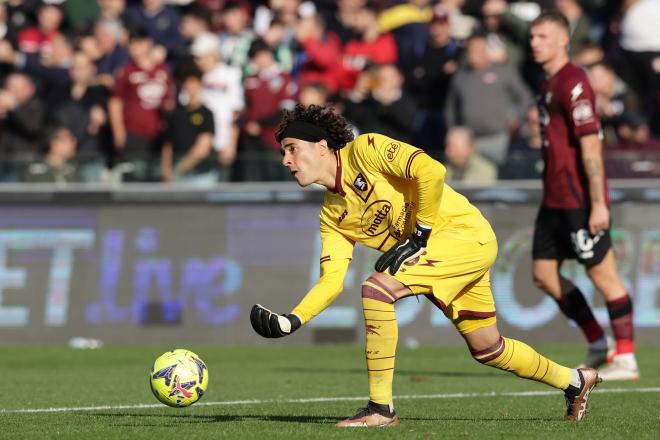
[353,173,368,191]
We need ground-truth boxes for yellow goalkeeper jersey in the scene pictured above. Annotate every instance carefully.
[291,133,496,323]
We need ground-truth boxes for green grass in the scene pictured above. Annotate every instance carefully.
[1,344,658,439]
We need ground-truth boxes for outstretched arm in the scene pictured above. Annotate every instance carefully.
[250,224,353,338]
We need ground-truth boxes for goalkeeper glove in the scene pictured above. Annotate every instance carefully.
[375,223,432,275]
[250,304,302,338]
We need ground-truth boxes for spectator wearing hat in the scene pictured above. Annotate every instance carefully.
[191,32,244,181]
[237,38,296,181]
[108,27,175,181]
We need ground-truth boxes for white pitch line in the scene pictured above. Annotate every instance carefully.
[2,387,659,414]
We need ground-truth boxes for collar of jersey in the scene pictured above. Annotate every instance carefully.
[331,149,346,197]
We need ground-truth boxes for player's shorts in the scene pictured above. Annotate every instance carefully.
[393,231,498,330]
[532,206,612,268]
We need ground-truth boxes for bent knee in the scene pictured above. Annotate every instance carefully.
[361,277,395,304]
[532,269,557,294]
[470,336,505,364]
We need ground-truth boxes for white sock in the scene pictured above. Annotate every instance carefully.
[570,369,582,388]
[612,353,637,367]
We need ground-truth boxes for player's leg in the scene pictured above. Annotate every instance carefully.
[585,249,639,380]
[533,258,610,366]
[336,272,409,427]
[532,207,610,367]
[457,318,600,421]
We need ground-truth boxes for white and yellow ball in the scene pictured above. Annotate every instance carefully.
[149,349,209,407]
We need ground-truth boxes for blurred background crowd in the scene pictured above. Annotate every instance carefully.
[0,0,657,184]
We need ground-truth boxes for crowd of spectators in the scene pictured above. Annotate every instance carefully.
[0,0,657,184]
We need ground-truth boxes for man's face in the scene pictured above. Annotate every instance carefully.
[530,21,568,65]
[444,131,472,168]
[466,38,489,71]
[128,38,152,61]
[280,137,326,186]
[374,65,402,92]
[6,74,34,103]
[70,52,95,83]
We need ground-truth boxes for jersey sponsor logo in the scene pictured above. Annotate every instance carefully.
[384,142,400,162]
[570,83,584,102]
[353,173,368,191]
[570,229,604,259]
[137,80,167,109]
[361,200,392,237]
[572,100,594,125]
[368,136,375,148]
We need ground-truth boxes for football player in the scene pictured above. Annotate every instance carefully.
[530,10,638,380]
[249,104,601,427]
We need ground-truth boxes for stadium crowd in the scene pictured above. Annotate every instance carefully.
[0,0,657,184]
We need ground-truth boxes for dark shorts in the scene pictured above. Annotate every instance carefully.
[532,206,612,268]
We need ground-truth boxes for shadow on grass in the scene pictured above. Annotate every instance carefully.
[82,412,558,426]
[84,412,336,425]
[278,367,503,378]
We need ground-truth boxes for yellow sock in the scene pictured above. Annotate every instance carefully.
[362,297,398,405]
[472,337,571,390]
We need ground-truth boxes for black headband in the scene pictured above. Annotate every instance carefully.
[277,121,337,149]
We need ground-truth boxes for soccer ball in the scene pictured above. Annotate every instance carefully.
[149,349,209,408]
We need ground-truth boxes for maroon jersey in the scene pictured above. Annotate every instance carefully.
[537,62,608,209]
[112,61,175,140]
[243,65,297,150]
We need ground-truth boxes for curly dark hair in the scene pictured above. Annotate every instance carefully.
[275,104,355,150]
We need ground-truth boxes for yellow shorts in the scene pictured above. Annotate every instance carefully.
[393,232,498,327]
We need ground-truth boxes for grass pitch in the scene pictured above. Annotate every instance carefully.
[1,344,658,439]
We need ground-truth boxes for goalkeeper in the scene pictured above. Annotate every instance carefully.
[250,104,601,427]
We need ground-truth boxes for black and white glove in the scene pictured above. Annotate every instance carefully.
[375,223,432,275]
[250,304,302,338]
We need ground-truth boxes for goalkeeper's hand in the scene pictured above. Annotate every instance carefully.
[374,223,432,275]
[250,304,302,338]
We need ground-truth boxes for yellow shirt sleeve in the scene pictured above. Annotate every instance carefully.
[291,220,354,324]
[378,4,433,33]
[357,134,446,228]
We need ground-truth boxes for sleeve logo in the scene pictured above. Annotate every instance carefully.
[384,142,400,162]
[570,82,583,102]
[572,100,594,125]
